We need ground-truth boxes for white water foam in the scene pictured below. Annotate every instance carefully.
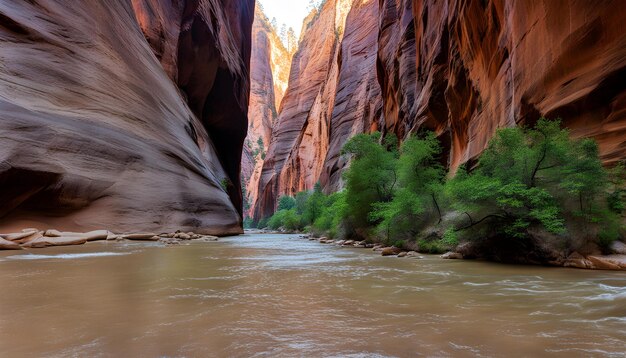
[4,252,130,260]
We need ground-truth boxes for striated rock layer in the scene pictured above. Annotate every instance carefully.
[254,0,347,219]
[0,0,253,235]
[253,0,383,219]
[378,0,626,171]
[254,0,626,219]
[242,4,291,216]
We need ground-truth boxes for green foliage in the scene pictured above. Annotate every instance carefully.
[302,182,325,225]
[257,217,269,229]
[295,190,311,215]
[607,162,625,214]
[341,132,398,228]
[241,178,251,213]
[243,217,254,229]
[371,133,446,241]
[267,209,301,231]
[441,228,459,247]
[260,119,620,256]
[417,239,448,254]
[277,195,296,211]
[312,191,347,238]
[447,118,618,245]
[220,178,230,192]
[250,136,266,164]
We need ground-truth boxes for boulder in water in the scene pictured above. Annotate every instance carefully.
[123,233,158,241]
[441,252,463,259]
[381,247,402,256]
[610,241,626,255]
[23,236,87,248]
[0,237,22,250]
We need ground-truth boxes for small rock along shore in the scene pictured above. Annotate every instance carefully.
[0,228,219,251]
[284,232,626,272]
[3,228,626,272]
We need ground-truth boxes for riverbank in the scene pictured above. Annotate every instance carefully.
[0,228,220,250]
[3,227,626,271]
[291,232,626,271]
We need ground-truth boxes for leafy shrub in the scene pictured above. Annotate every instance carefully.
[446,118,619,246]
[277,196,296,211]
[341,132,398,228]
[267,209,302,231]
[370,133,446,242]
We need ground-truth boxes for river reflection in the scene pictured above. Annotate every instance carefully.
[1,234,625,357]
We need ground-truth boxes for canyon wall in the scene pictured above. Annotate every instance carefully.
[0,0,253,234]
[242,5,291,216]
[253,0,626,219]
[254,0,359,219]
[378,0,626,171]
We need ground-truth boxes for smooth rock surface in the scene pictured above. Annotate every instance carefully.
[23,236,87,248]
[0,237,22,250]
[0,0,254,235]
[381,247,402,256]
[123,233,158,241]
[610,241,626,255]
[441,252,463,260]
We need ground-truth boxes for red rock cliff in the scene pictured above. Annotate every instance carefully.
[0,0,253,234]
[378,0,626,171]
[242,4,291,217]
[254,0,626,219]
[253,0,383,219]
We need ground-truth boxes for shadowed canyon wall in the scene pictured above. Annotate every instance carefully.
[0,0,253,234]
[252,0,626,219]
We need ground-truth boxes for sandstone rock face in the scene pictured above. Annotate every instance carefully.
[254,0,626,219]
[132,0,254,215]
[378,0,626,171]
[253,0,383,219]
[243,5,292,216]
[253,0,343,219]
[0,0,253,235]
[319,0,383,193]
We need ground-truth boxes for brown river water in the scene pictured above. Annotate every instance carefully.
[1,233,625,357]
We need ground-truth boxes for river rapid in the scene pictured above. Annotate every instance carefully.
[1,233,625,357]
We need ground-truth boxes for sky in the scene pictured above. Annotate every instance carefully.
[258,0,312,39]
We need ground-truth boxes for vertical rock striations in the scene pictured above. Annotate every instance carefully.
[255,0,626,219]
[319,0,383,193]
[243,4,291,217]
[254,0,365,219]
[0,0,253,234]
[377,0,626,171]
[253,0,384,219]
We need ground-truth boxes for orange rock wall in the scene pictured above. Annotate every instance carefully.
[243,5,291,216]
[253,0,382,218]
[378,0,626,171]
[253,0,347,219]
[0,0,254,234]
[253,0,626,219]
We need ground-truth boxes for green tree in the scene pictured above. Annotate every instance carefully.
[312,191,347,238]
[277,195,296,211]
[447,118,618,246]
[302,182,325,225]
[267,209,301,231]
[341,132,398,228]
[295,190,311,215]
[370,133,445,242]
